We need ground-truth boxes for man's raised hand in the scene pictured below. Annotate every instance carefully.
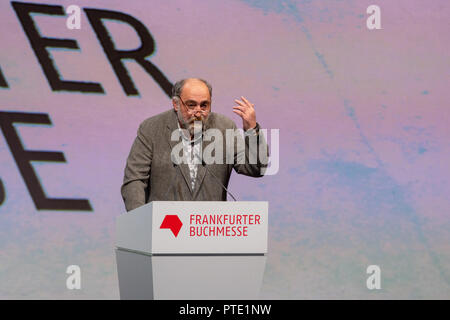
[232,96,257,131]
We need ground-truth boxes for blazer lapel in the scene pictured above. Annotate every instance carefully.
[192,114,216,200]
[166,111,194,195]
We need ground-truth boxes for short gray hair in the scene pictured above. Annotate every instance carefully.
[171,78,212,100]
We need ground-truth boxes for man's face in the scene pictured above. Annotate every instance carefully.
[173,79,211,137]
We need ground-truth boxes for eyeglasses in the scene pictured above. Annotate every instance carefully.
[178,96,211,112]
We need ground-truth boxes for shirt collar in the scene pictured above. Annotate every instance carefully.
[177,121,203,144]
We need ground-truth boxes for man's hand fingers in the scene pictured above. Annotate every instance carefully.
[234,99,248,108]
[232,109,244,117]
[241,96,254,108]
[233,105,246,112]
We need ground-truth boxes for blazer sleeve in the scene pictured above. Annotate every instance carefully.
[232,122,269,177]
[121,123,153,212]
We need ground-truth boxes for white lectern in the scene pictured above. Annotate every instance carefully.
[115,201,268,299]
[116,201,268,254]
[115,250,267,299]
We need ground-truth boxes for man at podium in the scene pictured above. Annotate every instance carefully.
[121,78,268,211]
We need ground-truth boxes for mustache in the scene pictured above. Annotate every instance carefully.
[187,115,206,123]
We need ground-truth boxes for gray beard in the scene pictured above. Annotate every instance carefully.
[177,108,207,138]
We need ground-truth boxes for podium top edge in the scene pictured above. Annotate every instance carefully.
[150,201,269,203]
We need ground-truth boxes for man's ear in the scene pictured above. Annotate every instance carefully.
[172,98,178,111]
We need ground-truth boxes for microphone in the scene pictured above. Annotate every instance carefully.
[201,159,237,201]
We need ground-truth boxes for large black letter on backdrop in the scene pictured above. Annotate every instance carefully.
[11,1,104,93]
[84,8,172,97]
[0,111,92,211]
[0,67,8,88]
[0,179,5,206]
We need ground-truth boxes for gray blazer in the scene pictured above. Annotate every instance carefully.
[121,109,268,211]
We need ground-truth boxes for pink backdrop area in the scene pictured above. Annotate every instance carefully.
[0,0,449,298]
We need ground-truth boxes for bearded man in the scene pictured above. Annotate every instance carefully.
[120,78,268,212]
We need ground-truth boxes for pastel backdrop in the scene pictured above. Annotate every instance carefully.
[0,0,448,298]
